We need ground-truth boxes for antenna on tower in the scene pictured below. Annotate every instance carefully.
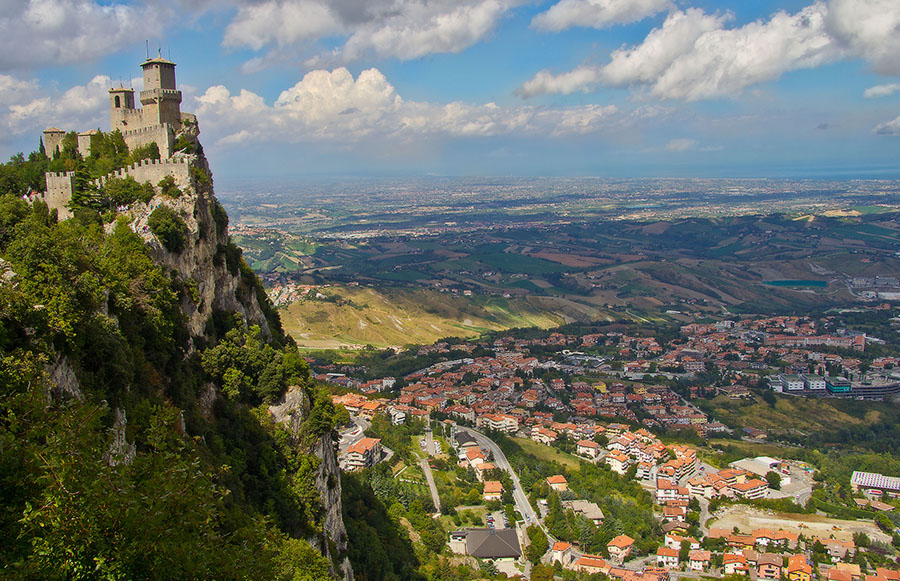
[145,40,149,60]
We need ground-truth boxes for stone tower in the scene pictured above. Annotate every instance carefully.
[42,127,65,158]
[109,85,137,131]
[139,56,183,130]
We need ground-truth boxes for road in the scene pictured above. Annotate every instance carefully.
[338,417,371,456]
[420,457,442,514]
[466,427,539,527]
[425,427,435,457]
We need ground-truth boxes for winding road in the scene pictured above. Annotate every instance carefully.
[465,427,539,526]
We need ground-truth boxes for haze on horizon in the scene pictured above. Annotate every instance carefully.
[1,0,899,180]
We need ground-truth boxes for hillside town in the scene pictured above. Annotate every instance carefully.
[320,311,900,579]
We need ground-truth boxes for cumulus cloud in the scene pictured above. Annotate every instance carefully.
[0,0,162,70]
[532,0,671,32]
[3,74,110,136]
[520,0,900,101]
[874,115,900,135]
[194,67,618,146]
[223,0,518,64]
[825,0,900,75]
[864,83,900,98]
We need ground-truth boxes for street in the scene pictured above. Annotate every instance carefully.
[420,457,442,513]
[465,427,540,527]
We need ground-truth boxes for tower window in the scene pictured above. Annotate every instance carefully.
[115,96,121,108]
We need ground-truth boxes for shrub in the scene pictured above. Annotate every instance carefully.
[190,166,212,188]
[148,206,188,252]
[158,175,182,199]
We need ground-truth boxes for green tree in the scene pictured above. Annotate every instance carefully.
[148,205,188,252]
[766,471,782,490]
[158,174,182,199]
[525,524,549,564]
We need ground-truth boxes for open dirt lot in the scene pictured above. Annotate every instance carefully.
[710,505,891,544]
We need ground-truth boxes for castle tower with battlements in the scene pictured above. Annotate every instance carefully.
[106,54,194,158]
[36,55,200,219]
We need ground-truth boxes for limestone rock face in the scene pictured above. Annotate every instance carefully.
[121,154,274,348]
[313,434,354,580]
[269,386,353,580]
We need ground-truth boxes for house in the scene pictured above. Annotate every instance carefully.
[574,555,609,575]
[724,553,749,576]
[577,439,601,458]
[551,541,574,565]
[455,528,521,561]
[483,480,503,502]
[664,534,699,551]
[656,547,679,569]
[688,550,711,572]
[547,474,568,492]
[788,555,813,581]
[832,562,862,581]
[345,437,383,470]
[732,478,769,500]
[821,539,856,561]
[607,535,635,563]
[465,447,487,468]
[473,462,496,481]
[827,569,854,581]
[454,431,478,450]
[606,450,631,475]
[662,505,686,523]
[757,553,782,580]
[562,500,605,526]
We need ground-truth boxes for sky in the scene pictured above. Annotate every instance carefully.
[1,0,900,180]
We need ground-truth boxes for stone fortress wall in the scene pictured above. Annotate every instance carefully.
[36,157,193,219]
[96,157,192,190]
[38,54,194,219]
[42,172,76,219]
[120,124,175,159]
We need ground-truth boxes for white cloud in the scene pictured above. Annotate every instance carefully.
[517,65,604,98]
[532,0,671,32]
[825,0,900,76]
[223,1,341,50]
[665,138,697,152]
[864,83,900,99]
[223,0,518,64]
[520,0,900,101]
[0,0,161,70]
[874,115,900,135]
[4,74,110,137]
[600,8,728,89]
[194,67,619,147]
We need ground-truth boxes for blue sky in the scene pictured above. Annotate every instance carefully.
[1,0,899,180]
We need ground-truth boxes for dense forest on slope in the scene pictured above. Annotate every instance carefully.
[0,145,346,578]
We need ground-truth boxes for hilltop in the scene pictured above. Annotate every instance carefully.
[0,58,354,579]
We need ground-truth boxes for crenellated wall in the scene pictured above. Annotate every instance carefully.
[121,123,175,158]
[94,157,192,191]
[41,172,75,219]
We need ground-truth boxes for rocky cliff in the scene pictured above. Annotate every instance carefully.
[118,150,352,578]
[270,387,354,580]
[111,151,275,347]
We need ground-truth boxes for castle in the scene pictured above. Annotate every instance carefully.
[39,55,197,218]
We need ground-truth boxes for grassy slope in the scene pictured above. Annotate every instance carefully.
[279,286,563,349]
[700,393,882,435]
[511,437,583,471]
